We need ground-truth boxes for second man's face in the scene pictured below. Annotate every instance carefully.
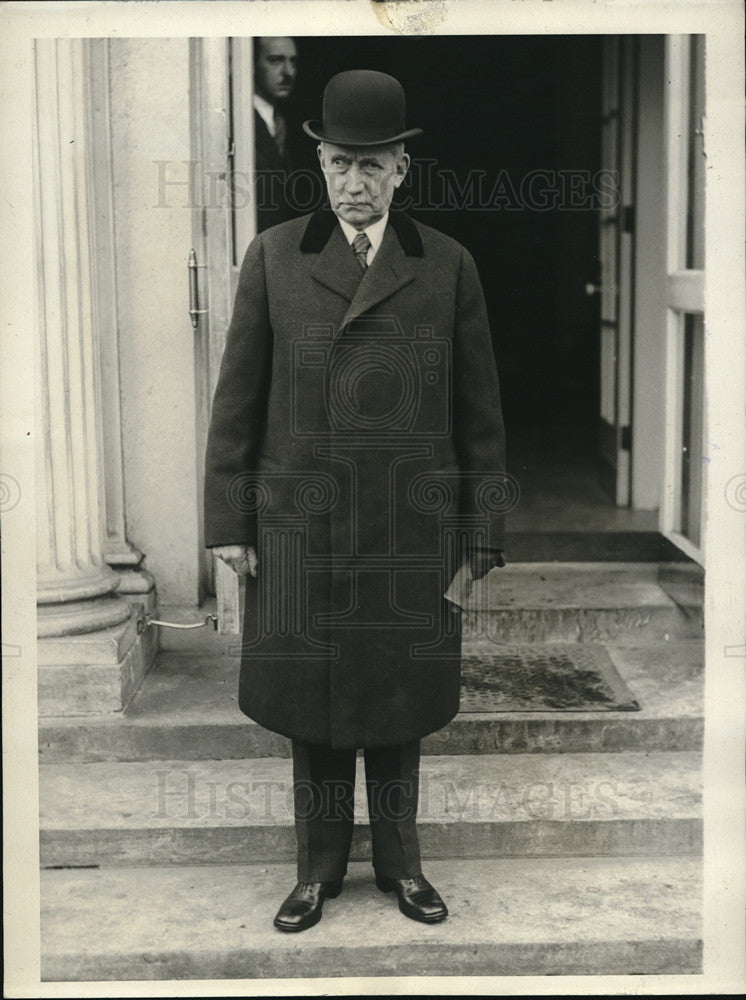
[318,143,410,230]
[255,37,298,104]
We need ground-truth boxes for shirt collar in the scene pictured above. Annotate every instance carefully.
[337,211,389,255]
[253,93,276,134]
[300,207,424,258]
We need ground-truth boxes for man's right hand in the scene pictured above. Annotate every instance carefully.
[212,544,258,577]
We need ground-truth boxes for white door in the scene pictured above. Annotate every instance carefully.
[660,34,706,564]
[189,38,257,632]
[596,36,637,507]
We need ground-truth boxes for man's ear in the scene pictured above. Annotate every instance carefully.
[393,152,410,189]
[316,144,324,167]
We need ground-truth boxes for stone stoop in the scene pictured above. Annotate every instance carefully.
[461,562,703,644]
[41,857,702,981]
[38,560,704,980]
[38,639,703,762]
[39,560,704,762]
[151,562,704,655]
[39,751,702,867]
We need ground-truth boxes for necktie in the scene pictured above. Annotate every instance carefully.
[352,231,372,271]
[273,110,286,158]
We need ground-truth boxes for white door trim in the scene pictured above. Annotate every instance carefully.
[660,33,706,565]
[190,36,245,630]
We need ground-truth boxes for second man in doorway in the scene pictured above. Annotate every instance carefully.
[253,36,300,232]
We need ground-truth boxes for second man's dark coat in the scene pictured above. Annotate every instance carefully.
[254,109,296,233]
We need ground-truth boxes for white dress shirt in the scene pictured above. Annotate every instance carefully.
[253,93,277,136]
[337,212,389,267]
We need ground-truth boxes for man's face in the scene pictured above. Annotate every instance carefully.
[318,142,410,230]
[254,37,297,104]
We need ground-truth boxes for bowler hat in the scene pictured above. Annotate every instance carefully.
[303,69,423,147]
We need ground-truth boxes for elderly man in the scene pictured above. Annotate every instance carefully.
[204,70,506,932]
[252,36,299,231]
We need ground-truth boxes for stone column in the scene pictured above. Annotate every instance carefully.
[34,39,149,713]
[86,39,155,609]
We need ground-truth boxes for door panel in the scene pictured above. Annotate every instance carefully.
[598,37,619,465]
[597,36,637,506]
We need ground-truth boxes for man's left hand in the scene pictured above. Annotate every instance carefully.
[469,548,506,582]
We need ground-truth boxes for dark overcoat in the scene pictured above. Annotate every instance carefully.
[204,208,506,749]
[253,109,297,233]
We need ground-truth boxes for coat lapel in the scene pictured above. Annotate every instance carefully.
[336,224,415,334]
[309,223,363,304]
[302,208,422,333]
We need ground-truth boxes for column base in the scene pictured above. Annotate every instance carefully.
[104,540,144,568]
[38,611,157,717]
[37,593,131,638]
[113,567,157,614]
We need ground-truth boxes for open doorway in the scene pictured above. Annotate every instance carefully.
[213,34,694,568]
[283,35,666,556]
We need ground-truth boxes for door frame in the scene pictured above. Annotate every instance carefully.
[660,34,706,565]
[189,37,251,629]
[602,32,707,565]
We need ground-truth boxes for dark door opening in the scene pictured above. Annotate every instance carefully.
[293,35,601,422]
[280,36,675,557]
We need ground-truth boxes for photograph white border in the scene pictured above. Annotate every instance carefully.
[2,1,744,996]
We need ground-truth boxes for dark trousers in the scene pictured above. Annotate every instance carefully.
[292,739,423,882]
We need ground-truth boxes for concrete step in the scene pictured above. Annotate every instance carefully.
[37,607,158,717]
[38,640,703,762]
[40,855,702,980]
[462,563,703,643]
[156,563,703,655]
[503,531,695,563]
[40,750,701,867]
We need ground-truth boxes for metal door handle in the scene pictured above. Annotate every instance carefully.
[585,282,602,296]
[188,248,209,329]
[137,612,218,634]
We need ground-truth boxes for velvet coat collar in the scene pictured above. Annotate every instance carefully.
[298,207,424,334]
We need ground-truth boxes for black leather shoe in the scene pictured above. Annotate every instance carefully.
[273,879,343,932]
[375,873,448,923]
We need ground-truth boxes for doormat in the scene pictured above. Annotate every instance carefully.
[459,645,640,712]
